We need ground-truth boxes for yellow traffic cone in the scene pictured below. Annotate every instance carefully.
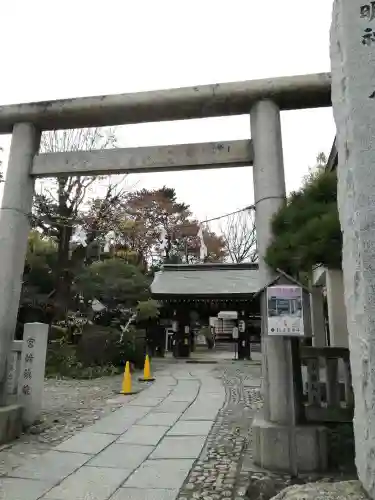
[120,361,138,394]
[138,355,155,382]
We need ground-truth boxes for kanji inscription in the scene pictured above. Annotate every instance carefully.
[361,2,375,20]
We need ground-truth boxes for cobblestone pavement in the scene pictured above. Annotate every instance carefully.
[0,373,144,476]
[177,361,263,500]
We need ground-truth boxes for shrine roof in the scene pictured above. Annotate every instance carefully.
[151,263,260,297]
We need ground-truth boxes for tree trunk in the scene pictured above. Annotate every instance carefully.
[55,224,73,317]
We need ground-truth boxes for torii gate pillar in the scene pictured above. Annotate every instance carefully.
[0,123,40,406]
[250,100,328,473]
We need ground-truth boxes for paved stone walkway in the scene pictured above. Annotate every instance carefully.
[1,363,229,500]
[0,374,139,476]
[177,363,262,500]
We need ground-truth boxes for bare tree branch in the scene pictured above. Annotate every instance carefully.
[33,126,125,313]
[35,126,121,231]
[219,209,257,263]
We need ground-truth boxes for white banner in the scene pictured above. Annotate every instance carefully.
[267,285,304,337]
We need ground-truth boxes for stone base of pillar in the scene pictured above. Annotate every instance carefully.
[0,404,23,445]
[252,415,328,473]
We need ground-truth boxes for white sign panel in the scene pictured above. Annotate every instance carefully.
[267,286,304,337]
[196,334,206,345]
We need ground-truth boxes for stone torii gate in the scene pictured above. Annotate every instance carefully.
[0,73,331,470]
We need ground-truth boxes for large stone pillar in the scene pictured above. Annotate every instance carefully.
[331,1,375,496]
[0,123,40,405]
[251,100,289,423]
[326,269,348,348]
[250,101,327,473]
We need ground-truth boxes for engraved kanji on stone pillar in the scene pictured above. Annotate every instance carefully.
[17,323,48,425]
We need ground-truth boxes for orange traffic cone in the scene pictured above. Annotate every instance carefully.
[120,361,139,394]
[138,355,155,382]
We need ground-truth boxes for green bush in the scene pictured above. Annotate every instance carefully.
[46,323,146,379]
[76,324,145,369]
[75,259,150,308]
[46,340,121,379]
[266,168,341,275]
[136,299,160,321]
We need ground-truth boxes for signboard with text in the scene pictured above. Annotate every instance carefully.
[267,285,304,337]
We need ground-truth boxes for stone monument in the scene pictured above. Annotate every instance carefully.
[331,1,375,497]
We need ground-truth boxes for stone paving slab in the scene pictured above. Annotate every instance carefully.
[54,432,117,455]
[175,364,264,500]
[153,401,190,413]
[83,418,136,435]
[117,425,169,446]
[1,362,229,500]
[0,477,52,500]
[9,450,90,483]
[87,444,153,470]
[137,412,180,427]
[147,377,176,386]
[111,488,178,500]
[166,393,198,402]
[112,406,153,419]
[142,389,173,399]
[167,381,199,393]
[176,372,198,379]
[168,380,199,388]
[43,466,132,500]
[123,459,194,489]
[181,405,221,420]
[127,397,164,407]
[168,420,214,436]
[106,395,137,405]
[149,436,206,459]
[83,407,151,434]
[139,381,175,391]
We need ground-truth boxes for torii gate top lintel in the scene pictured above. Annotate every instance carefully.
[0,72,331,134]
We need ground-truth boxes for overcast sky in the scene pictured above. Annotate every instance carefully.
[0,0,335,229]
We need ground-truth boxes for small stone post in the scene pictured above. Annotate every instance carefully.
[331,1,375,495]
[0,123,40,405]
[17,323,48,426]
[326,270,349,347]
[7,340,23,399]
[310,287,327,347]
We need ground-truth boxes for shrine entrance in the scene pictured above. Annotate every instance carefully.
[151,263,261,359]
[0,72,331,471]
